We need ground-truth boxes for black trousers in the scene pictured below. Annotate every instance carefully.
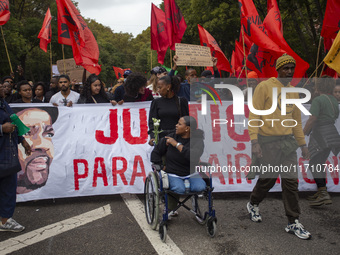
[309,148,331,188]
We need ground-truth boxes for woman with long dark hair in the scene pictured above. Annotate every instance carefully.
[77,74,109,104]
[148,75,189,146]
[123,73,153,102]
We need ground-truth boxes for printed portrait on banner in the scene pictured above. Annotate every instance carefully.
[12,107,59,194]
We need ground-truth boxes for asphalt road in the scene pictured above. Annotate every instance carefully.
[0,192,339,255]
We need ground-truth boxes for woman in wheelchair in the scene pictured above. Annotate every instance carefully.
[151,116,206,194]
[147,116,216,241]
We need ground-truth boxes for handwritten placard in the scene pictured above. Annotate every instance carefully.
[56,58,89,82]
[175,43,213,67]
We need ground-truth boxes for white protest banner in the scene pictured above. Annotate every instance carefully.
[10,101,340,202]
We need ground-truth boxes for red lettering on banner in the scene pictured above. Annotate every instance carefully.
[95,109,118,144]
[189,104,201,123]
[112,157,128,186]
[74,159,89,190]
[130,155,147,185]
[327,157,339,185]
[123,109,148,144]
[235,153,251,184]
[208,154,226,184]
[226,104,250,151]
[93,157,108,187]
[299,158,314,184]
[210,105,221,142]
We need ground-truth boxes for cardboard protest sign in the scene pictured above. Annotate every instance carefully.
[56,58,90,82]
[175,43,213,66]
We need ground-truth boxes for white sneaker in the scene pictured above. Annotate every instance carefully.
[285,219,312,240]
[168,211,179,220]
[0,218,25,232]
[247,202,262,222]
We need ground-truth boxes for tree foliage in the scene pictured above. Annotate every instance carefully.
[0,0,330,85]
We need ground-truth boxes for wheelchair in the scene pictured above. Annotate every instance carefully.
[144,162,217,242]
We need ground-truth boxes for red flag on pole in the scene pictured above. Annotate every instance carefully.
[197,24,231,73]
[151,4,169,65]
[321,0,340,39]
[239,0,308,80]
[164,0,187,50]
[263,0,309,79]
[57,9,72,46]
[233,40,247,76]
[0,0,10,26]
[56,0,101,75]
[38,8,52,53]
[113,66,130,79]
[239,0,282,78]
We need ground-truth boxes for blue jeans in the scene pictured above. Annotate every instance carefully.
[168,174,206,194]
[0,173,17,218]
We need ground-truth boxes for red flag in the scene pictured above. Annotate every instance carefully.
[232,41,247,76]
[151,4,169,64]
[205,66,215,75]
[239,0,308,80]
[113,66,130,79]
[57,8,72,46]
[239,27,252,53]
[263,0,309,79]
[164,0,187,50]
[239,0,283,78]
[321,0,340,39]
[198,24,231,72]
[0,0,10,26]
[231,51,236,76]
[38,8,52,53]
[56,0,101,75]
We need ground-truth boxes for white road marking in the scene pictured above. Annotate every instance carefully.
[0,204,112,255]
[121,193,183,255]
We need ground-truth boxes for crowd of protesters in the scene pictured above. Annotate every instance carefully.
[1,54,340,239]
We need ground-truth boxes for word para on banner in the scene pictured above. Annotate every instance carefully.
[73,155,147,190]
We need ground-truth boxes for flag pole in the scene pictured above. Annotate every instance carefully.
[241,29,248,87]
[151,49,153,70]
[1,26,13,73]
[319,62,326,77]
[238,66,245,80]
[302,61,324,88]
[315,36,322,77]
[62,44,66,74]
[170,49,173,69]
[50,43,53,79]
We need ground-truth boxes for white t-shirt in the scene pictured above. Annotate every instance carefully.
[49,90,80,106]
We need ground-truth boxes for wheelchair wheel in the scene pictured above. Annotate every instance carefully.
[192,195,207,225]
[144,172,160,230]
[206,217,217,237]
[159,222,167,242]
